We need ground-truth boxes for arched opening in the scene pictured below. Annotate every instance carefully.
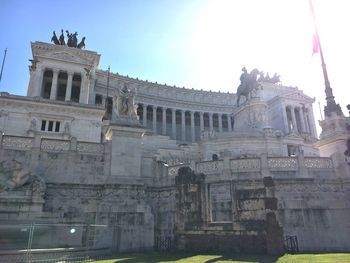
[57,71,67,101]
[41,69,53,99]
[71,74,81,102]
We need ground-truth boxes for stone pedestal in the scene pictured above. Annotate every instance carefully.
[234,98,269,132]
[105,124,145,180]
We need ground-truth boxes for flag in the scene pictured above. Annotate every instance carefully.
[312,34,319,55]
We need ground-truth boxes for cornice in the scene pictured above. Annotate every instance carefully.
[0,94,105,117]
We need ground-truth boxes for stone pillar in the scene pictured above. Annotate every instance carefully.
[290,106,297,132]
[282,105,289,133]
[181,110,186,141]
[105,125,145,180]
[304,109,310,133]
[190,111,195,142]
[298,107,306,133]
[209,112,213,132]
[28,66,44,97]
[227,114,232,132]
[218,113,223,132]
[200,112,204,132]
[172,109,176,139]
[79,74,89,104]
[65,71,73,101]
[142,104,147,127]
[50,69,59,100]
[162,108,167,135]
[152,106,157,133]
[307,107,317,138]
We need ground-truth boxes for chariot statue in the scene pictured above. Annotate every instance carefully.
[236,67,262,107]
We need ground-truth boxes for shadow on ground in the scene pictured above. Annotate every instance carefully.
[103,252,280,263]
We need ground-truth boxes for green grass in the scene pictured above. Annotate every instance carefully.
[89,252,350,263]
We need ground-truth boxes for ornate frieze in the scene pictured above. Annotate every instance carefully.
[196,161,224,174]
[41,139,70,151]
[304,157,333,169]
[2,136,33,150]
[268,157,297,169]
[230,158,261,171]
[77,142,104,154]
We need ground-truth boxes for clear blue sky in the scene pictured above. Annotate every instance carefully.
[1,0,349,123]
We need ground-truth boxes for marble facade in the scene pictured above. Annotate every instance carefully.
[0,40,349,257]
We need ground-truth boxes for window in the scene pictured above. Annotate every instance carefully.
[95,94,102,105]
[41,120,46,131]
[48,121,54,131]
[55,122,60,132]
[40,119,61,133]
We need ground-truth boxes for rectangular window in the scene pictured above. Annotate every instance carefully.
[48,121,54,131]
[55,122,60,132]
[95,94,102,105]
[41,120,46,131]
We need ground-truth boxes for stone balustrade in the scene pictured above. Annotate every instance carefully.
[167,156,334,177]
[0,135,104,154]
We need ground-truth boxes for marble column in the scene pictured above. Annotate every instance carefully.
[200,112,204,132]
[218,113,223,132]
[152,106,157,133]
[227,114,232,132]
[290,106,298,132]
[29,66,44,97]
[172,109,176,139]
[304,109,310,133]
[282,106,289,133]
[142,104,148,127]
[65,71,73,101]
[190,111,195,142]
[307,107,317,138]
[162,108,167,135]
[50,69,59,100]
[209,112,213,132]
[181,110,186,141]
[298,107,306,133]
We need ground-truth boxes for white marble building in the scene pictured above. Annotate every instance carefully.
[0,40,349,258]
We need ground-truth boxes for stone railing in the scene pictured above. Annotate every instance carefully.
[77,142,104,154]
[167,156,334,177]
[267,157,298,170]
[230,158,260,172]
[304,157,333,169]
[0,135,104,155]
[196,161,224,174]
[1,135,33,150]
[41,138,70,151]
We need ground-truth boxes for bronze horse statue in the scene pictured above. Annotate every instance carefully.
[236,68,262,107]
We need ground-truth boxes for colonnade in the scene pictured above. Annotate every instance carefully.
[138,104,234,142]
[34,68,84,103]
[283,105,316,137]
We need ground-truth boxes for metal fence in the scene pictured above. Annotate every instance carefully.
[0,223,112,263]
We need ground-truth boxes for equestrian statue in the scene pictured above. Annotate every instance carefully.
[236,67,262,107]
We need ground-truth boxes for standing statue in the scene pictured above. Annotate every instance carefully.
[59,29,65,45]
[51,31,60,45]
[66,30,73,47]
[72,32,78,48]
[113,84,137,118]
[236,68,262,107]
[77,37,86,49]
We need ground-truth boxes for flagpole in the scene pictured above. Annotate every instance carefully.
[309,0,343,117]
[106,65,110,111]
[0,48,7,83]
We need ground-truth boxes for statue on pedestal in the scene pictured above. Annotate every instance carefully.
[236,67,262,107]
[113,84,137,119]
